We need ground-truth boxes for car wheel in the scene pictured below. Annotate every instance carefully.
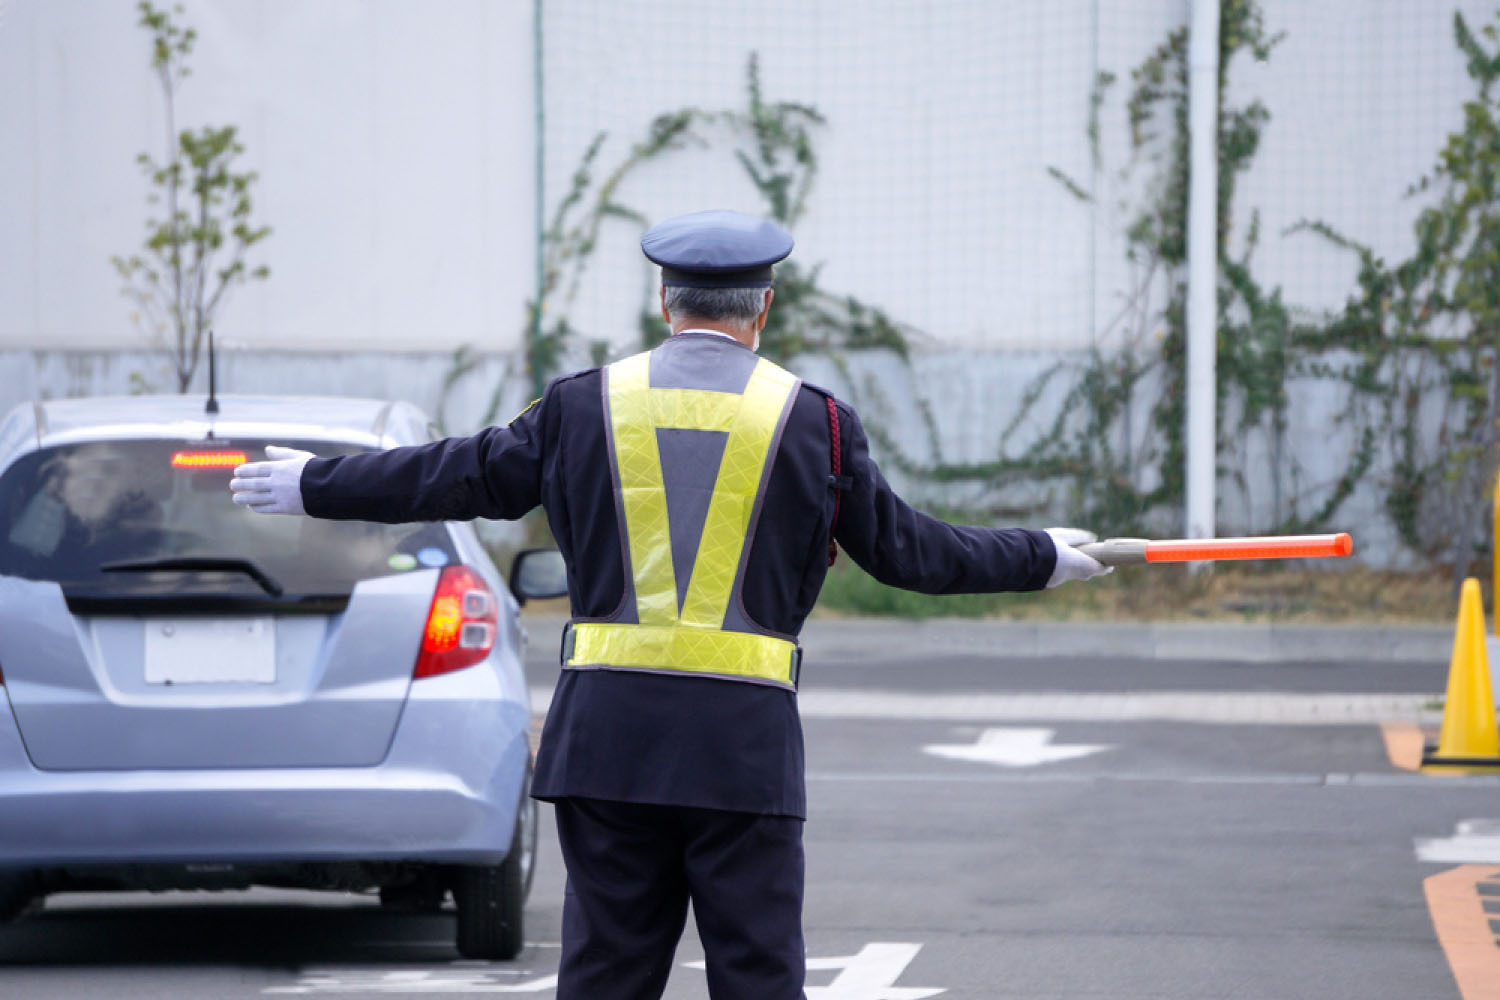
[453,861,522,960]
[453,821,526,960]
[0,871,39,924]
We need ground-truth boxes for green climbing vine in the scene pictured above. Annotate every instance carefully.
[902,0,1500,580]
[871,0,1286,540]
[451,3,1500,583]
[1290,9,1500,584]
[520,54,914,381]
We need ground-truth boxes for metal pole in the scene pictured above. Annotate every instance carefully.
[529,0,547,401]
[1185,0,1220,543]
[1492,468,1499,634]
[1088,0,1099,350]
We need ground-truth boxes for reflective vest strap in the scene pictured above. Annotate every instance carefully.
[607,353,677,625]
[566,622,798,688]
[679,361,799,628]
[648,387,742,431]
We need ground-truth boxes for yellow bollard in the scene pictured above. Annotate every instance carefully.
[1422,578,1500,771]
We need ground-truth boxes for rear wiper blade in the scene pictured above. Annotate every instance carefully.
[100,557,285,597]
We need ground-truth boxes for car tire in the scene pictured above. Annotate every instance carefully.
[453,790,536,961]
[0,871,39,924]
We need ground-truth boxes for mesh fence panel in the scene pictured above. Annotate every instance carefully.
[539,1,1500,555]
[540,0,1184,358]
[540,1,1493,357]
[1231,2,1486,316]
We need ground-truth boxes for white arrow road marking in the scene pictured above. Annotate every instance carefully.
[264,970,559,994]
[923,727,1111,767]
[688,942,944,998]
[1415,818,1500,864]
[806,942,946,999]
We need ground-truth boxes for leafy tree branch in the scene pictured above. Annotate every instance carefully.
[111,1,270,393]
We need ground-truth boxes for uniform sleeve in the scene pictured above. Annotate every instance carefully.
[298,393,548,524]
[832,402,1056,593]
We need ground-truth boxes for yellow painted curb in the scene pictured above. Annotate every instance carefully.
[1424,865,1500,1000]
[1385,721,1500,776]
[1381,722,1425,773]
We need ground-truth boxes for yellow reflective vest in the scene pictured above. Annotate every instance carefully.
[562,346,802,689]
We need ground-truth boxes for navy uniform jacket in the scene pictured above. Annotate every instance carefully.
[300,333,1057,819]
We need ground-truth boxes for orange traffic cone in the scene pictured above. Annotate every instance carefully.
[1422,578,1500,771]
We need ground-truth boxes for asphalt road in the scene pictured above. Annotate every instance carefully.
[0,622,1495,999]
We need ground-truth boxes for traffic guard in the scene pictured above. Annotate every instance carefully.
[229,209,1110,999]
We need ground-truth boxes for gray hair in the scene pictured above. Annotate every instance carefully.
[663,285,769,326]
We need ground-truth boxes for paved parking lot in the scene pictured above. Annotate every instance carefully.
[2,619,1496,999]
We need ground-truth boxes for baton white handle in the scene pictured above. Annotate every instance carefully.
[1076,538,1149,566]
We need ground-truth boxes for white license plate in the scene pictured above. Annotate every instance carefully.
[144,618,276,684]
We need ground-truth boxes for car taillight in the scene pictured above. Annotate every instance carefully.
[413,565,498,679]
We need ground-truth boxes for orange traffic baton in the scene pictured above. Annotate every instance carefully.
[1077,532,1354,566]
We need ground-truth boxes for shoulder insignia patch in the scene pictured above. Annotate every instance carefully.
[507,397,540,425]
[510,366,603,424]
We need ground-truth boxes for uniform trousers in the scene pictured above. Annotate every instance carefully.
[553,797,806,1000]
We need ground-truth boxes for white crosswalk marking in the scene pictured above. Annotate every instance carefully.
[689,941,945,998]
[270,942,943,996]
[264,970,559,994]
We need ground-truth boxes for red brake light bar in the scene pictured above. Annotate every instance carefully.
[172,450,248,469]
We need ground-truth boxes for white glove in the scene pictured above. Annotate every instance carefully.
[1045,527,1113,588]
[230,446,315,515]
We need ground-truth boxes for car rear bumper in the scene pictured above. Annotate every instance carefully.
[0,669,533,868]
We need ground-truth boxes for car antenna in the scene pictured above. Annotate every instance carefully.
[205,329,220,416]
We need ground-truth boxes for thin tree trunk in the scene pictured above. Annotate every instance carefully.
[158,62,187,392]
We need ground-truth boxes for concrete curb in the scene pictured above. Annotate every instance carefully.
[796,619,1453,664]
[520,615,1453,665]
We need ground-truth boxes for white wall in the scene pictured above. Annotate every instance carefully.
[7,0,1487,358]
[539,0,1184,354]
[1231,1,1487,314]
[4,0,1498,566]
[0,0,536,353]
[538,0,1497,356]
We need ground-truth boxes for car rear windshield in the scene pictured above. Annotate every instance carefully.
[0,439,457,601]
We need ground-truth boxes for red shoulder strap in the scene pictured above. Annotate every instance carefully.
[827,396,842,567]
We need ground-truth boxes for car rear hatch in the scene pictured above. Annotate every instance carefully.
[0,439,461,770]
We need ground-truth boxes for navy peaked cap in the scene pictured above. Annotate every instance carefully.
[641,209,794,288]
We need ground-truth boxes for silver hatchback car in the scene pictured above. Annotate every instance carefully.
[0,394,555,960]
